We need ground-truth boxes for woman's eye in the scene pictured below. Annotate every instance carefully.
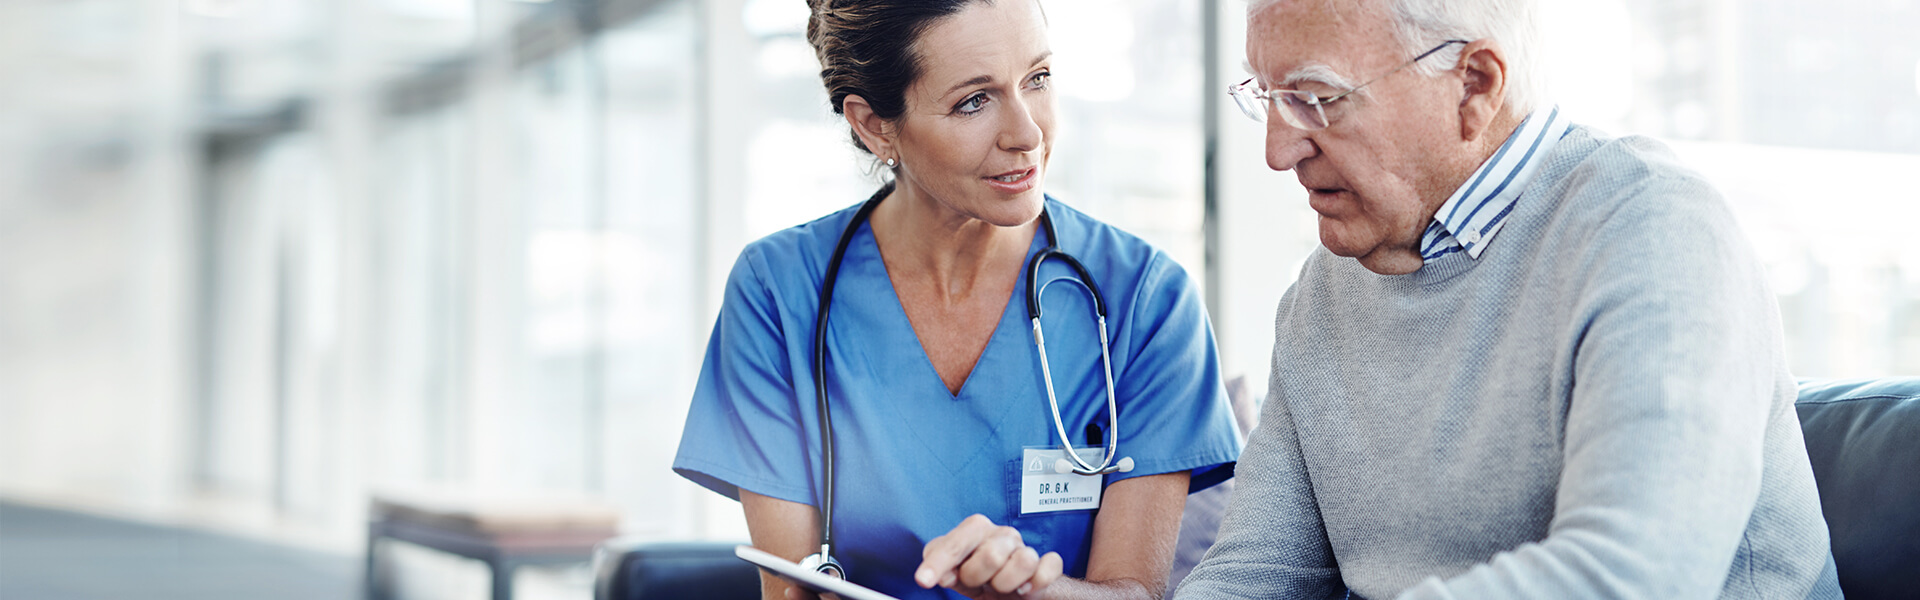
[1028,71,1051,89]
[956,93,989,114]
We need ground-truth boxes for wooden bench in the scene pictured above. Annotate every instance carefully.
[366,488,621,600]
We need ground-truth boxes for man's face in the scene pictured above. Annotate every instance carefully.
[1247,0,1473,274]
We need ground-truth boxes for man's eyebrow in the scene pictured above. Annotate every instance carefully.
[940,51,1055,98]
[1281,63,1359,91]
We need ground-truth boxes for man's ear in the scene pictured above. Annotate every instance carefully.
[842,94,895,159]
[1455,39,1509,143]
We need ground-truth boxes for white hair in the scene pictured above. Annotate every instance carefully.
[1284,63,1361,91]
[1250,0,1544,115]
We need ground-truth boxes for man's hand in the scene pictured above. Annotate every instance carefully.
[915,514,1065,599]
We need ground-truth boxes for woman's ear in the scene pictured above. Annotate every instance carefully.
[842,94,895,159]
[1455,39,1509,143]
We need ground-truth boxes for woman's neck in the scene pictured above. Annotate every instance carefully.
[869,186,1038,304]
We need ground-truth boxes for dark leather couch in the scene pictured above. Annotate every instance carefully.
[593,541,758,600]
[1792,377,1920,599]
[599,378,1920,600]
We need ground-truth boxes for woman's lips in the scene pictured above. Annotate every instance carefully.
[984,167,1038,194]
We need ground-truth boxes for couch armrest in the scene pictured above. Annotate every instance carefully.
[1795,377,1920,600]
[594,540,759,600]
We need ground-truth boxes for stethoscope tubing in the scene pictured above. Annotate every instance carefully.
[809,185,1124,574]
[1032,307,1124,476]
[811,193,884,560]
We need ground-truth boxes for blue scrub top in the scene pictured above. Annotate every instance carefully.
[673,194,1241,598]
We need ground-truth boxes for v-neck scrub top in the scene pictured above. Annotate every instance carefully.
[673,195,1242,598]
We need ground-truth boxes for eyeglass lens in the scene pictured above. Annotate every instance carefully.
[1275,92,1328,129]
[1230,81,1329,130]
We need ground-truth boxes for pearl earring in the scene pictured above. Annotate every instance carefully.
[885,157,897,168]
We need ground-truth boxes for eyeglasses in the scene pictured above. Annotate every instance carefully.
[1228,39,1468,130]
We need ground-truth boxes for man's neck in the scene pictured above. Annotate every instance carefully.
[1362,109,1530,276]
[1427,108,1530,226]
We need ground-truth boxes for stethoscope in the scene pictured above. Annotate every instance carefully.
[799,185,1134,579]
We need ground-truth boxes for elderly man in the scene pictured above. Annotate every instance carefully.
[1175,0,1841,599]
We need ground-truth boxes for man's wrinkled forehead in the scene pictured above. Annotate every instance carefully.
[1250,0,1365,33]
[1248,0,1391,84]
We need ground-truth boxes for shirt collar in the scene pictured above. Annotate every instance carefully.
[1419,105,1570,262]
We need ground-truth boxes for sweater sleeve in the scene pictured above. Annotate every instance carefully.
[1397,174,1778,599]
[1173,285,1345,600]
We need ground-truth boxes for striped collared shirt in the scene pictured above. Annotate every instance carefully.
[1419,105,1570,262]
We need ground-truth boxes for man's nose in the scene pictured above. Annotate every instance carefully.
[1265,119,1317,171]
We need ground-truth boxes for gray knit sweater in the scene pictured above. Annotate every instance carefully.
[1175,126,1841,600]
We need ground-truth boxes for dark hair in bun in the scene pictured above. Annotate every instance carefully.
[806,0,982,154]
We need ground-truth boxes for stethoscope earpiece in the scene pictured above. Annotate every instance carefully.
[1053,455,1134,475]
[1029,250,1124,477]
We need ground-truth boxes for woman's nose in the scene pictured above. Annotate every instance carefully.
[1000,97,1045,153]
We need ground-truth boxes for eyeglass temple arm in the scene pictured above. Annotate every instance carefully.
[1323,39,1470,104]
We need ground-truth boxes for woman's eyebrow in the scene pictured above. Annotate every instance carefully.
[940,52,1054,98]
[943,75,995,98]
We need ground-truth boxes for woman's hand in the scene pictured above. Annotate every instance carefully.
[782,589,839,600]
[915,514,1065,599]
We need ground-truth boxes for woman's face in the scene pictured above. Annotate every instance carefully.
[890,0,1054,228]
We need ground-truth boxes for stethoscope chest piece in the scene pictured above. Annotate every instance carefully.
[799,547,845,579]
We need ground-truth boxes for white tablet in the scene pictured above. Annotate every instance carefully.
[733,545,902,600]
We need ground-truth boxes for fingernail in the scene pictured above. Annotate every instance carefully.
[1018,583,1033,596]
[915,569,933,587]
[941,573,956,588]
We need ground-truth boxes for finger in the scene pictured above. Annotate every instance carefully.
[1018,552,1064,597]
[783,582,823,600]
[956,525,1025,589]
[916,514,998,587]
[988,545,1041,594]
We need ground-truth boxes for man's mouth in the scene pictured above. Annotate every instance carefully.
[1305,187,1351,214]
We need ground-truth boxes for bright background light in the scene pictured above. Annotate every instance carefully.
[0,1,1916,598]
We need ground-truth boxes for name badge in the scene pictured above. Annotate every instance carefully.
[1019,447,1105,514]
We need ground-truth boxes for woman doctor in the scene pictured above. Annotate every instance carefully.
[672,1,1240,598]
